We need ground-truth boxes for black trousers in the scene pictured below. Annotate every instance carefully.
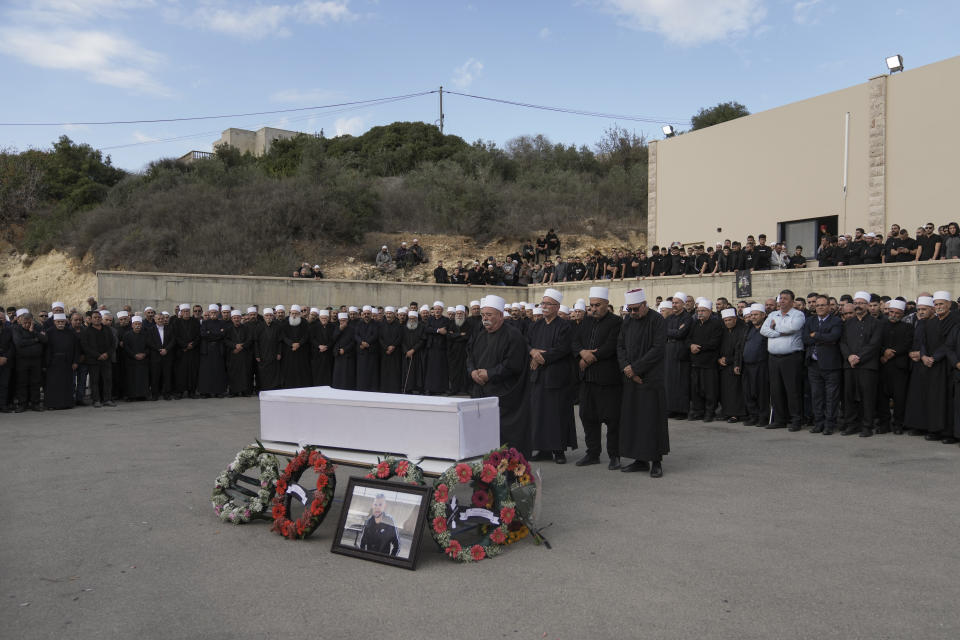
[741,361,770,424]
[808,362,841,431]
[843,368,878,431]
[769,352,803,427]
[88,362,113,403]
[15,356,42,406]
[690,367,718,417]
[0,361,12,408]
[150,355,174,399]
[579,382,622,457]
[877,364,908,428]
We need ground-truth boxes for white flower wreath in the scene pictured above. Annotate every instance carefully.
[211,443,280,524]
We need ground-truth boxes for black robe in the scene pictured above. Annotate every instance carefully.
[665,312,692,414]
[224,322,254,395]
[718,320,747,417]
[354,319,380,392]
[904,313,957,434]
[44,327,79,409]
[309,321,335,387]
[331,323,357,390]
[466,322,530,456]
[401,323,426,393]
[197,318,227,395]
[526,317,577,452]
[280,319,312,389]
[618,310,669,461]
[173,317,200,394]
[254,321,283,391]
[122,329,151,399]
[447,319,471,395]
[378,320,404,393]
[423,315,451,394]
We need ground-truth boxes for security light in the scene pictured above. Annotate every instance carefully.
[662,125,674,137]
[886,55,904,73]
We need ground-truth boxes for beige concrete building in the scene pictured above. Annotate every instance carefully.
[215,126,302,157]
[647,55,960,256]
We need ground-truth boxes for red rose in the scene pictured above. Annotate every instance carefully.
[272,504,286,519]
[455,463,472,483]
[446,540,462,558]
[470,544,485,561]
[500,506,515,525]
[376,461,390,478]
[282,522,293,537]
[434,484,449,503]
[365,473,375,479]
[432,516,447,534]
[316,474,329,490]
[295,520,306,537]
[310,500,325,516]
[471,489,490,508]
[490,527,507,544]
[480,464,497,483]
[396,460,409,476]
[506,459,518,471]
[308,451,320,467]
[487,452,502,467]
[276,479,288,496]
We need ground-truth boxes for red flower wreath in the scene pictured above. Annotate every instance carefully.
[270,447,336,540]
[364,457,425,485]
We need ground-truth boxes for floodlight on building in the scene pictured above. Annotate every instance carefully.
[662,125,675,137]
[885,55,904,73]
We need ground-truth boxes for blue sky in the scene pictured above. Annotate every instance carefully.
[1,0,957,171]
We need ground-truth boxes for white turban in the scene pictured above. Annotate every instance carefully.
[179,303,191,311]
[574,301,586,311]
[673,292,689,303]
[53,313,67,321]
[470,300,480,308]
[51,301,65,309]
[888,299,906,311]
[446,307,455,313]
[657,302,671,313]
[131,315,143,323]
[221,305,231,312]
[407,311,418,318]
[559,305,570,314]
[348,306,358,313]
[144,306,154,312]
[208,304,219,311]
[433,300,444,309]
[933,291,951,302]
[588,286,609,301]
[290,304,302,313]
[319,309,330,317]
[503,310,510,317]
[16,308,29,317]
[455,304,466,312]
[338,312,349,320]
[482,295,506,312]
[263,308,274,315]
[721,308,736,319]
[230,310,242,317]
[697,299,713,311]
[275,305,286,312]
[543,288,563,304]
[161,311,170,317]
[362,305,372,312]
[117,310,129,318]
[247,307,257,314]
[750,303,765,314]
[624,289,646,306]
[310,307,320,315]
[533,307,543,316]
[384,306,396,313]
[853,291,870,302]
[917,296,934,307]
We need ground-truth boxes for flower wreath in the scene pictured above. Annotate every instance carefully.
[366,456,425,485]
[211,443,280,524]
[429,460,516,562]
[478,447,535,545]
[270,447,337,540]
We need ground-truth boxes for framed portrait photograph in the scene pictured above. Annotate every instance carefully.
[331,477,431,570]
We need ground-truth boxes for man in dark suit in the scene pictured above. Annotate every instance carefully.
[147,311,176,400]
[802,296,844,434]
[876,299,913,433]
[840,291,884,437]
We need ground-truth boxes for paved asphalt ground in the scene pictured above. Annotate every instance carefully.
[2,397,959,640]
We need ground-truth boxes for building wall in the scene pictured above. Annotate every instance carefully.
[217,128,257,155]
[651,55,960,250]
[99,261,960,314]
[255,127,300,156]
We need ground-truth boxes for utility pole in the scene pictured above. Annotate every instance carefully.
[438,85,444,134]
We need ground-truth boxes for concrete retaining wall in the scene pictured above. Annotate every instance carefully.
[98,260,960,313]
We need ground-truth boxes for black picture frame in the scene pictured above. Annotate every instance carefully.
[331,477,431,570]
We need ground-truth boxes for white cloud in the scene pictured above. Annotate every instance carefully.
[270,88,343,103]
[793,0,832,25]
[334,116,365,136]
[192,1,355,39]
[6,0,151,24]
[133,131,160,143]
[599,0,767,46]
[452,58,483,89]
[539,26,551,39]
[0,27,171,96]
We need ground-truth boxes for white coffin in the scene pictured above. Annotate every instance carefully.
[259,387,500,461]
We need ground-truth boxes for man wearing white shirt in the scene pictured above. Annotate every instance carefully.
[760,289,807,429]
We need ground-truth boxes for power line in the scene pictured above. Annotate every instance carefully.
[0,91,438,127]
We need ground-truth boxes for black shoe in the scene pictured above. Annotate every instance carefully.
[755,422,768,428]
[32,405,45,412]
[650,461,663,478]
[765,423,786,430]
[726,417,740,424]
[14,406,26,413]
[674,414,688,421]
[787,426,801,432]
[822,428,834,435]
[942,437,959,445]
[907,429,924,436]
[93,401,102,408]
[553,452,566,464]
[924,434,942,441]
[703,415,715,423]
[743,418,757,426]
[607,456,621,470]
[874,427,889,434]
[892,429,903,435]
[575,454,600,467]
[688,413,704,421]
[859,429,873,438]
[529,451,552,461]
[164,395,172,401]
[810,426,823,434]
[841,429,859,436]
[103,400,117,407]
[621,460,650,473]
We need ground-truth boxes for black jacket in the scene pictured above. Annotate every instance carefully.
[840,314,883,370]
[572,311,622,385]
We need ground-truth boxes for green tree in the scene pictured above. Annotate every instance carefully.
[690,102,750,131]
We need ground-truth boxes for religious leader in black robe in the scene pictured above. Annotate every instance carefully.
[332,316,357,390]
[447,312,471,395]
[664,305,692,418]
[224,316,254,396]
[718,314,747,420]
[122,322,152,400]
[173,311,200,398]
[904,305,956,436]
[309,315,334,387]
[197,315,227,396]
[617,295,669,470]
[254,312,283,391]
[378,311,404,393]
[44,321,79,409]
[423,309,451,395]
[280,310,312,389]
[401,315,426,394]
[526,292,577,459]
[354,312,380,392]
[466,299,530,457]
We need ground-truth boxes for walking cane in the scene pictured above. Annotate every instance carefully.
[402,356,414,394]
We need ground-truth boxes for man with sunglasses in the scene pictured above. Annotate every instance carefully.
[617,289,668,478]
[917,223,942,261]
